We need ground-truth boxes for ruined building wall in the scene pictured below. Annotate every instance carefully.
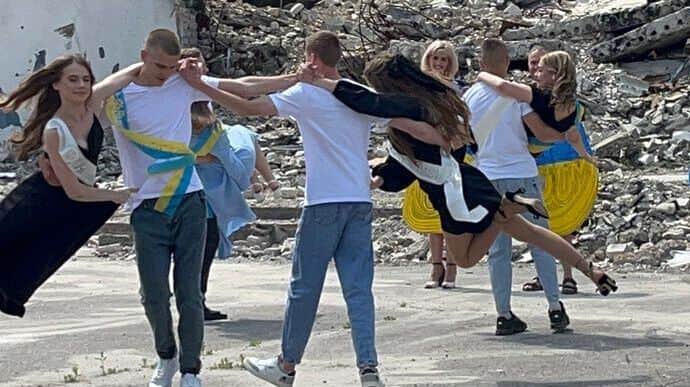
[0,0,177,94]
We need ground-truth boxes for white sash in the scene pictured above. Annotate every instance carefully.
[471,93,513,151]
[45,118,97,186]
[387,143,488,223]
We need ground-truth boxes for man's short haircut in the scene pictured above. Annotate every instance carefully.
[305,31,342,67]
[480,38,509,64]
[180,47,203,59]
[145,28,181,55]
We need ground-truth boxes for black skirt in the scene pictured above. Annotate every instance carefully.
[334,80,502,235]
[0,116,117,317]
[0,173,117,317]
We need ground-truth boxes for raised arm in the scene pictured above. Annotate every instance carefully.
[181,60,277,116]
[90,63,142,109]
[217,74,297,99]
[522,112,566,143]
[476,71,532,103]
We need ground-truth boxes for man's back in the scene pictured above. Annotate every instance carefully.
[463,82,537,180]
[270,81,385,206]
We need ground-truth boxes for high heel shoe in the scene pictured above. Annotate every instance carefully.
[582,261,618,296]
[441,263,456,289]
[504,189,549,219]
[424,262,445,289]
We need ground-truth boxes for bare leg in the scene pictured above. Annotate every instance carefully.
[500,215,614,290]
[444,219,503,269]
[562,234,575,280]
[424,233,445,288]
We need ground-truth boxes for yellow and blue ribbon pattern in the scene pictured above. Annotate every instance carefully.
[105,91,221,215]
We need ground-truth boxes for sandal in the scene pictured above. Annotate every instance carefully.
[441,263,456,289]
[424,262,445,289]
[560,278,578,295]
[505,189,549,219]
[522,276,543,292]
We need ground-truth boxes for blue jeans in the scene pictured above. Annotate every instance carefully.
[488,177,559,315]
[281,202,377,368]
[131,191,207,374]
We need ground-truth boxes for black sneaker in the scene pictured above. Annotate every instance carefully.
[495,312,528,336]
[548,301,570,333]
[204,307,228,321]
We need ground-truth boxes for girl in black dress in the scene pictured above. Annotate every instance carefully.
[476,50,595,162]
[298,53,617,296]
[0,54,139,317]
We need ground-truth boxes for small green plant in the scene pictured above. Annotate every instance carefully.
[249,339,262,348]
[140,357,155,369]
[209,357,235,370]
[63,365,80,383]
[384,315,397,321]
[399,302,407,308]
[205,348,214,356]
[343,321,351,329]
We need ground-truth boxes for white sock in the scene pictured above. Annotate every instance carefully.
[498,312,512,319]
[548,301,562,311]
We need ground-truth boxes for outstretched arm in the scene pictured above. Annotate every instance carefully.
[217,74,297,98]
[181,60,277,116]
[476,72,532,103]
[90,63,142,109]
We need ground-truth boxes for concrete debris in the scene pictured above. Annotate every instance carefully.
[590,7,690,63]
[503,0,690,41]
[1,0,689,271]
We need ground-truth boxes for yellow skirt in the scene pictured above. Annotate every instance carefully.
[538,158,598,236]
[402,180,442,234]
[401,158,598,237]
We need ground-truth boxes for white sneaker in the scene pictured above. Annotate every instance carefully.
[149,357,179,387]
[360,367,385,387]
[180,373,201,387]
[243,356,294,387]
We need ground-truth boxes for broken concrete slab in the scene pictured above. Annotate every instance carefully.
[502,0,690,41]
[590,7,690,63]
[618,59,689,79]
[615,71,651,96]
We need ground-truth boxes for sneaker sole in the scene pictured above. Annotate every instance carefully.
[243,359,292,387]
[495,327,527,336]
[551,319,571,333]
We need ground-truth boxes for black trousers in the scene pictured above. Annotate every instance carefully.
[201,217,220,302]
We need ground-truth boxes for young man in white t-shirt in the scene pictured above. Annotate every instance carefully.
[182,31,448,387]
[463,39,571,336]
[110,29,297,387]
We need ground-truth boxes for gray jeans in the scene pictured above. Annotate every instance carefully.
[488,177,560,314]
[131,191,207,374]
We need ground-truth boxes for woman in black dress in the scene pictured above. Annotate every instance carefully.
[298,53,617,296]
[0,54,139,317]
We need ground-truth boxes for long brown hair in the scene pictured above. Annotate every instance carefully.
[540,51,576,110]
[0,54,94,160]
[363,53,472,158]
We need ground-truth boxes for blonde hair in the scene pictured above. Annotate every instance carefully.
[420,40,459,82]
[540,51,576,109]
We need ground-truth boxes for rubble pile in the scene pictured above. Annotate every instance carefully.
[1,0,689,270]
